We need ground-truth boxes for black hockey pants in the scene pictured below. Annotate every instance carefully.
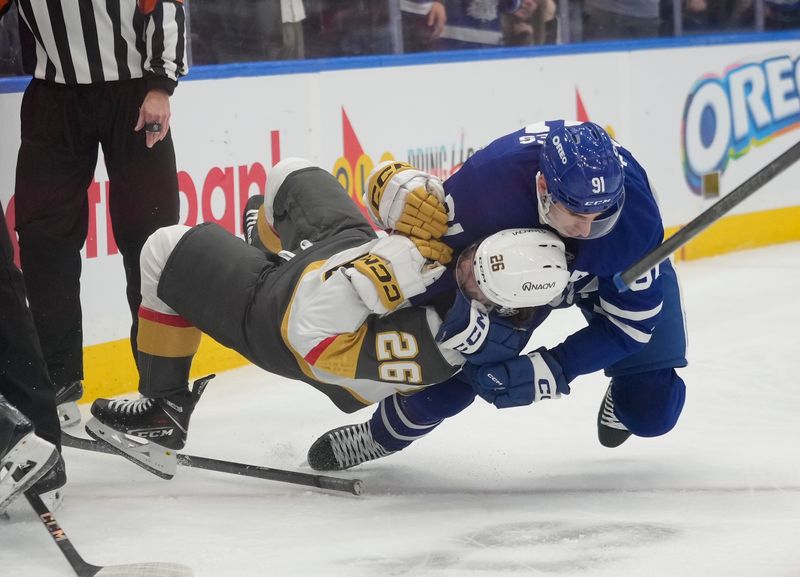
[0,202,60,449]
[13,78,180,386]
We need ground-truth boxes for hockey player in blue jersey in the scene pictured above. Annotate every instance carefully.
[307,120,688,471]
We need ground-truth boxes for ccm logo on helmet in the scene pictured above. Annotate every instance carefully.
[522,281,557,291]
[552,135,568,165]
[584,198,613,206]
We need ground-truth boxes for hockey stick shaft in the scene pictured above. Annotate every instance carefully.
[62,432,363,496]
[614,139,800,291]
[176,454,364,495]
[26,491,101,577]
[26,491,194,577]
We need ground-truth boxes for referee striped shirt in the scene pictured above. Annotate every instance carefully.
[0,0,187,93]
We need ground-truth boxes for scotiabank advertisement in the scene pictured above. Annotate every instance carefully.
[1,37,799,346]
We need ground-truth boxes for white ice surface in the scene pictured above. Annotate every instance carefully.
[2,242,799,577]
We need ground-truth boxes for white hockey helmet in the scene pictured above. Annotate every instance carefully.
[456,228,569,310]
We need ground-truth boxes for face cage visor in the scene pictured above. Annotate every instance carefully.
[536,172,626,240]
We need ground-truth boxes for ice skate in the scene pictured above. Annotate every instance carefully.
[597,384,632,448]
[307,421,394,471]
[30,453,67,511]
[55,380,83,429]
[84,375,213,479]
[0,397,59,513]
[242,192,286,255]
[243,194,265,247]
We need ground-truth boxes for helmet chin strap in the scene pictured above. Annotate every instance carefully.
[535,171,557,230]
[495,306,520,317]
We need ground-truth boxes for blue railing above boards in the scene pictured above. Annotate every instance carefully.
[2,29,800,94]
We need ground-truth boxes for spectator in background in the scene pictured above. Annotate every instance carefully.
[191,0,307,64]
[661,0,754,35]
[765,0,800,29]
[1,0,185,418]
[0,1,22,76]
[675,0,711,32]
[400,0,447,52]
[501,0,558,45]
[583,0,661,40]
[304,0,391,57]
[277,0,307,60]
[438,0,538,50]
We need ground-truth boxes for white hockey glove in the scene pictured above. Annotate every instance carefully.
[365,161,453,264]
[345,235,446,315]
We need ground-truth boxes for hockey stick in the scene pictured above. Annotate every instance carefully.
[614,139,800,291]
[25,491,193,577]
[61,432,364,496]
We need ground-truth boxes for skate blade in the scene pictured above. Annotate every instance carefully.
[0,434,59,513]
[57,401,81,429]
[95,562,194,577]
[84,418,177,480]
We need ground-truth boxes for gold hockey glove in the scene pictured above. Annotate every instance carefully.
[409,237,453,265]
[365,161,450,241]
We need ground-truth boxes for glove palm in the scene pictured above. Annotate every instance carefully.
[365,161,453,264]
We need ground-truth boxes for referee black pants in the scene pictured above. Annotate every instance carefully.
[14,79,180,387]
[0,202,60,449]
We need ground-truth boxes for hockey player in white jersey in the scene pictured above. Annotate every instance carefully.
[84,159,569,478]
[306,121,689,471]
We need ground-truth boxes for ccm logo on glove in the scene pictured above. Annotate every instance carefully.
[464,348,569,409]
[536,377,557,400]
[353,254,403,309]
[486,371,504,388]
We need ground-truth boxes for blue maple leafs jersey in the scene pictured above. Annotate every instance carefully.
[423,120,666,383]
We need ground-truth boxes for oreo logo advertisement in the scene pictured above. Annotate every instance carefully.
[682,54,800,194]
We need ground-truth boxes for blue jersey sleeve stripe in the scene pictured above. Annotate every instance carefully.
[593,306,654,344]
[599,298,663,321]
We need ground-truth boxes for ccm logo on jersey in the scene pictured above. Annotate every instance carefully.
[354,254,404,310]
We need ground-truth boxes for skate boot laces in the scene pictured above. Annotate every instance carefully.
[599,388,628,431]
[329,422,390,469]
[108,397,154,415]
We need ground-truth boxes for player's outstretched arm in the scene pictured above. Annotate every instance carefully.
[342,235,445,315]
[286,235,457,391]
[289,293,462,390]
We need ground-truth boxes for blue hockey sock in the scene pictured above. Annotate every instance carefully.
[368,377,477,452]
[368,395,440,452]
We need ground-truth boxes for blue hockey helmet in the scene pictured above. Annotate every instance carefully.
[539,122,625,239]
